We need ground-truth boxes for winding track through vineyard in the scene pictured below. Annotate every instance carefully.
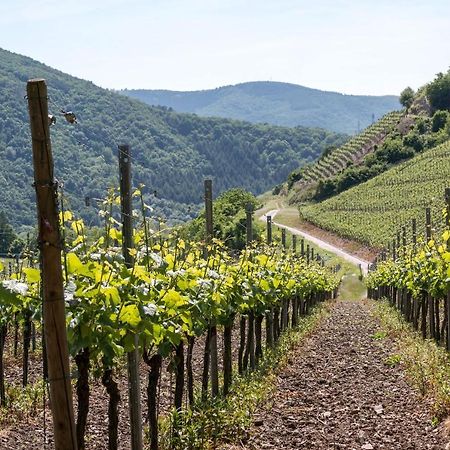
[248,211,449,448]
[260,209,371,273]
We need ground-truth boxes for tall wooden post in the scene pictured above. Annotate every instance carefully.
[412,219,417,249]
[425,207,432,241]
[246,203,253,245]
[281,228,286,249]
[443,188,450,343]
[445,188,450,230]
[205,180,213,244]
[27,79,77,450]
[402,226,407,256]
[266,216,272,244]
[301,239,305,257]
[306,244,310,264]
[204,180,219,397]
[292,235,297,253]
[118,144,143,450]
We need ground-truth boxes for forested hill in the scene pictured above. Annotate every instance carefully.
[120,82,400,134]
[0,48,347,229]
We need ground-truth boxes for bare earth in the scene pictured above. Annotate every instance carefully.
[240,299,448,450]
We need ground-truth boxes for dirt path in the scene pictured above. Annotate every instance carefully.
[260,209,371,274]
[242,299,448,450]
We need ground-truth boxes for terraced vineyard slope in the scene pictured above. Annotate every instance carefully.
[288,110,404,202]
[299,139,450,248]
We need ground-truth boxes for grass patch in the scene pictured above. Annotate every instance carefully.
[254,192,284,218]
[384,354,402,368]
[338,274,367,301]
[372,330,387,340]
[0,379,45,425]
[159,300,332,449]
[373,300,450,420]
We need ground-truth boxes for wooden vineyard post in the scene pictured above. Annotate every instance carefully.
[118,144,143,450]
[205,179,214,244]
[246,203,253,244]
[281,228,286,249]
[411,218,418,328]
[446,188,450,229]
[425,207,432,241]
[402,227,407,256]
[443,191,450,348]
[26,79,78,450]
[424,207,435,340]
[292,234,297,253]
[204,180,219,398]
[266,216,272,244]
[301,238,305,257]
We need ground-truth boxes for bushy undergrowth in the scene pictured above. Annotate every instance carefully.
[0,380,45,425]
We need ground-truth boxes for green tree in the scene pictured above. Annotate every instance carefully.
[399,87,415,109]
[182,188,261,250]
[431,110,449,132]
[426,70,450,111]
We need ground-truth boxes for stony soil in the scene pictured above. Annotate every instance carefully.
[2,299,449,449]
[241,299,449,450]
[0,322,244,450]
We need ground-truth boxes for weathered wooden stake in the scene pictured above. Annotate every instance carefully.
[205,179,214,243]
[204,180,219,398]
[266,216,272,244]
[445,189,450,350]
[118,144,143,450]
[402,226,407,254]
[445,188,450,230]
[27,79,77,450]
[281,228,286,248]
[292,234,297,253]
[425,207,432,241]
[412,219,417,249]
[246,203,253,244]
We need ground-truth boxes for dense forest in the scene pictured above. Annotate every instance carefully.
[0,48,347,230]
[121,81,400,134]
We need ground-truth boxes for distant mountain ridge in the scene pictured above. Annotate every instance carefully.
[0,48,347,229]
[120,81,400,134]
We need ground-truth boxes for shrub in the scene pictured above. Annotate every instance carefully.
[400,87,415,109]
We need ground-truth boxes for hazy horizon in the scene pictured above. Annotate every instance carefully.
[1,0,449,96]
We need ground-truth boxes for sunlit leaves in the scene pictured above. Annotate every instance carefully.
[23,267,40,283]
[119,304,142,328]
[67,253,94,278]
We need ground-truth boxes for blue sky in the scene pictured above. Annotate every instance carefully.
[1,0,449,95]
